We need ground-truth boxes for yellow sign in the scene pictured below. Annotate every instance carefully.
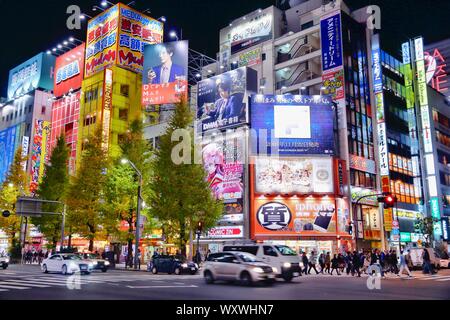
[102,69,113,152]
[384,208,393,231]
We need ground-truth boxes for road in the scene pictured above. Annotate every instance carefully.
[0,264,449,300]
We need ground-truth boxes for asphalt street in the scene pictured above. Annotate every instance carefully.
[0,264,449,300]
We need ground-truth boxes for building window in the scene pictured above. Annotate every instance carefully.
[120,85,129,97]
[83,115,97,127]
[119,109,129,121]
[301,21,314,30]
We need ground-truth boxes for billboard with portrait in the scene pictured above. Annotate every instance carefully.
[254,157,334,195]
[7,53,56,101]
[202,131,245,220]
[250,94,335,155]
[252,197,337,237]
[54,44,85,97]
[142,41,188,105]
[197,67,257,133]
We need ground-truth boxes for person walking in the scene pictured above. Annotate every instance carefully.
[391,250,399,275]
[308,251,319,274]
[344,251,353,275]
[330,254,340,275]
[301,252,309,275]
[398,250,413,278]
[324,252,331,274]
[318,252,325,274]
[352,251,361,277]
[422,248,435,275]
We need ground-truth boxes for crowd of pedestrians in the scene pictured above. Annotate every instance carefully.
[296,248,434,278]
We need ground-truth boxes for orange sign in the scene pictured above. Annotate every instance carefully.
[142,82,188,105]
[252,197,338,237]
[384,208,393,231]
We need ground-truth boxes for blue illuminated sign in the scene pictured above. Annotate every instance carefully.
[320,12,343,72]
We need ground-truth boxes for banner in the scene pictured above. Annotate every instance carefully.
[320,12,343,72]
[142,41,188,105]
[0,126,19,183]
[197,67,256,133]
[252,197,337,237]
[54,44,85,97]
[30,120,50,194]
[254,157,334,194]
[322,68,344,100]
[250,94,335,155]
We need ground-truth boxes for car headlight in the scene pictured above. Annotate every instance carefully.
[92,261,98,265]
[5,258,10,263]
[105,261,110,266]
[272,267,278,273]
[253,267,264,273]
[88,263,94,268]
[283,262,291,268]
[181,263,188,268]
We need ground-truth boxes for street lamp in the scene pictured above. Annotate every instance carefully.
[169,31,179,41]
[101,0,114,7]
[121,158,143,270]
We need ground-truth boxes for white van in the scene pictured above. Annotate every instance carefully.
[408,248,441,270]
[223,244,301,281]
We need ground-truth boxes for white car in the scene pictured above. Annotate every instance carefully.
[41,254,94,275]
[0,255,9,269]
[203,251,275,286]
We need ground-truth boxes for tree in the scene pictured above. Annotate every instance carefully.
[147,100,223,255]
[66,128,109,251]
[103,119,153,266]
[32,135,70,249]
[415,217,435,246]
[0,147,27,254]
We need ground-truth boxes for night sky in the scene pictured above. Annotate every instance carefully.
[1,0,449,97]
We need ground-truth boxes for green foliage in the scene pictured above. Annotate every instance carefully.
[414,217,435,245]
[32,135,70,249]
[66,128,109,251]
[147,100,223,253]
[0,147,28,246]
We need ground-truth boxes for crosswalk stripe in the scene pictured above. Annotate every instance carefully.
[436,278,450,282]
[0,283,30,290]
[1,281,50,288]
[418,275,449,280]
[9,279,68,286]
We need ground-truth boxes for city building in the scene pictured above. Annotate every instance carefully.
[49,43,85,175]
[0,52,55,194]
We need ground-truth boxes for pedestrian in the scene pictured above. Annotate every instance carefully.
[337,253,345,273]
[362,252,370,274]
[205,249,211,261]
[301,252,309,275]
[330,254,340,275]
[352,251,361,277]
[398,250,413,278]
[406,250,413,270]
[391,250,399,274]
[308,251,319,274]
[318,252,325,274]
[422,248,435,275]
[344,251,353,275]
[324,252,331,274]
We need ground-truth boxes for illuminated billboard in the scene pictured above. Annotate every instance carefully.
[0,125,21,183]
[229,12,272,54]
[142,41,188,105]
[7,53,56,101]
[85,3,163,77]
[252,197,338,237]
[320,12,343,72]
[197,67,257,133]
[254,157,334,195]
[250,95,335,155]
[54,44,85,97]
[425,39,450,95]
[30,120,51,194]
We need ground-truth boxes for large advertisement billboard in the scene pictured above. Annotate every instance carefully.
[250,95,335,155]
[230,12,272,55]
[252,197,338,237]
[7,53,56,101]
[320,12,343,72]
[197,67,257,133]
[425,40,450,95]
[142,41,188,105]
[254,157,334,195]
[202,130,245,239]
[85,3,163,77]
[54,44,85,97]
[0,125,20,183]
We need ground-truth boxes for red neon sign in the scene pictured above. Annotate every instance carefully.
[425,48,448,93]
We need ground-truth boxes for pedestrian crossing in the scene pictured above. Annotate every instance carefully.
[0,271,202,293]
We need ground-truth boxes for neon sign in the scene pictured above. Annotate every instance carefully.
[425,48,448,93]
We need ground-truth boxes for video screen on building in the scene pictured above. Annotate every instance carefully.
[254,157,334,195]
[196,67,257,133]
[142,41,188,105]
[250,95,335,155]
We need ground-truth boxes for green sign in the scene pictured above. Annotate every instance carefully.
[430,197,441,219]
[400,232,411,242]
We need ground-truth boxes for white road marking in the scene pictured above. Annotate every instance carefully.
[126,285,198,289]
[1,281,50,288]
[4,279,67,286]
[0,283,30,290]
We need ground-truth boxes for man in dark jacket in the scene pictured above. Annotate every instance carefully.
[352,251,361,277]
[302,252,309,275]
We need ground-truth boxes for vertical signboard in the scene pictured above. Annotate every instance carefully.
[320,12,343,72]
[102,69,113,152]
[0,126,19,183]
[30,120,50,194]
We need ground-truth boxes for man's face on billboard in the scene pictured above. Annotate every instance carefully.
[159,46,172,65]
[219,87,229,99]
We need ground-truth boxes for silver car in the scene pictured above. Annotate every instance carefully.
[203,251,275,286]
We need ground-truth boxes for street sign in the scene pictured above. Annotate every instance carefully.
[15,197,62,216]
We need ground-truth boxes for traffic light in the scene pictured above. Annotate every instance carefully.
[348,224,353,235]
[378,193,397,209]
